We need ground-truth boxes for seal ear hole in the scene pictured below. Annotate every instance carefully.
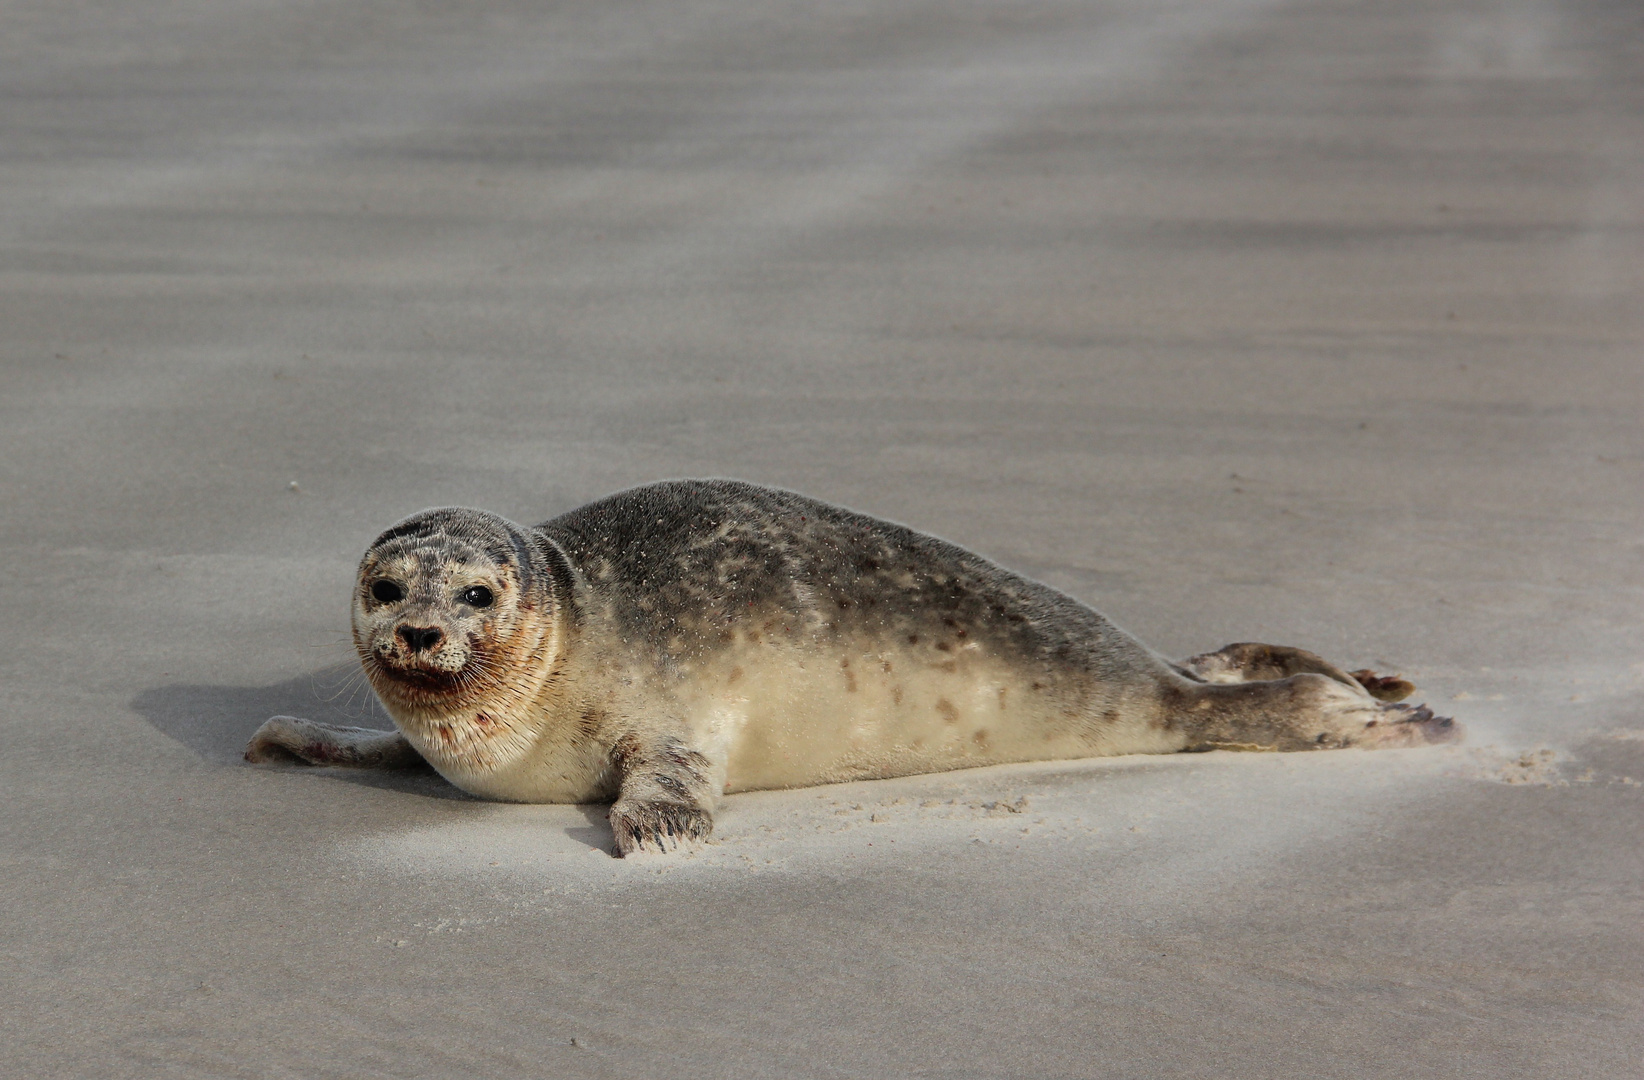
[460,585,494,608]
[371,579,404,604]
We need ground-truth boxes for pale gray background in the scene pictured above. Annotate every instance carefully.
[2,0,1641,1076]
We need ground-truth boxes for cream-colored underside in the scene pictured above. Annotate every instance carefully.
[420,629,1182,803]
[701,635,1171,792]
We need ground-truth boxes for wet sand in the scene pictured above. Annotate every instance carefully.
[2,0,1640,1075]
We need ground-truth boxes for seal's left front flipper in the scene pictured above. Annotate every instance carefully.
[244,715,424,769]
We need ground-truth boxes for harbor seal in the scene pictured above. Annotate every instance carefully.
[246,479,1458,855]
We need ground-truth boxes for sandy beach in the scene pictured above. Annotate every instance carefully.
[2,0,1640,1075]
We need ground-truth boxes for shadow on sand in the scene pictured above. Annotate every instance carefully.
[131,661,471,800]
[134,669,620,852]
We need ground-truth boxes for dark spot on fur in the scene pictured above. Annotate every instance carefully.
[935,640,953,653]
[726,666,744,686]
[907,633,919,645]
[936,698,959,724]
[662,742,712,775]
[578,709,603,739]
[972,729,989,747]
[612,733,645,765]
[301,741,339,764]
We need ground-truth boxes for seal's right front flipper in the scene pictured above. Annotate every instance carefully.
[607,733,720,857]
[244,715,424,769]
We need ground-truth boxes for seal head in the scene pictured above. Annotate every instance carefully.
[352,507,553,717]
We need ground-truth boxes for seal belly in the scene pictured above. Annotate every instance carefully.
[680,630,1176,793]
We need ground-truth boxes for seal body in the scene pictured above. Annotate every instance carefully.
[247,479,1456,854]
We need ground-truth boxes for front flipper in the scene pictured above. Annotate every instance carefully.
[244,715,424,769]
[608,734,720,857]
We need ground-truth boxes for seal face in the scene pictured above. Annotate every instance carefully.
[246,479,1459,856]
[354,510,532,700]
[347,508,569,786]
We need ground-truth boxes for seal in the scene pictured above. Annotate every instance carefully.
[246,479,1458,855]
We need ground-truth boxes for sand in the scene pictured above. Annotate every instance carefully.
[2,0,1640,1076]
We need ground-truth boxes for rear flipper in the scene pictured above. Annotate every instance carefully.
[1178,642,1416,702]
[1347,669,1418,702]
[244,715,424,769]
[1172,673,1460,752]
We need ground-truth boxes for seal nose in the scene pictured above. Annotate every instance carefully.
[397,625,444,653]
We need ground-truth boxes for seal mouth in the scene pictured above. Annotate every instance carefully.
[366,655,473,696]
[381,663,459,686]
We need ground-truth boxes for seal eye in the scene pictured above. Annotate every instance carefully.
[460,585,494,608]
[371,579,404,604]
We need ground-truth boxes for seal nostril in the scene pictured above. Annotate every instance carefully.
[397,625,444,652]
